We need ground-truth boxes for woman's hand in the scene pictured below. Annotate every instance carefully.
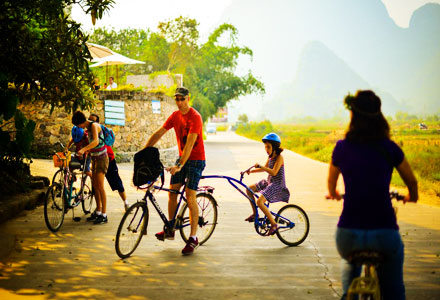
[77,148,85,155]
[326,191,342,201]
[403,194,417,204]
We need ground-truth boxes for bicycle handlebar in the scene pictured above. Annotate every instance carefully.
[389,190,405,201]
[240,165,255,181]
[240,166,254,176]
[55,141,65,149]
[326,191,410,202]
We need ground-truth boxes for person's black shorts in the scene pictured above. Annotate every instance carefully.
[105,159,125,192]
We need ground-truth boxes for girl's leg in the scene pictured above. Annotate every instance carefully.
[257,195,276,226]
[245,185,258,217]
[92,173,102,212]
[94,172,107,214]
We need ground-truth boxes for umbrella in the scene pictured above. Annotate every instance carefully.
[89,52,146,84]
[89,53,145,67]
[86,42,114,60]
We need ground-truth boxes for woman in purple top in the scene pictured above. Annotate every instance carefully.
[245,133,290,236]
[327,90,418,300]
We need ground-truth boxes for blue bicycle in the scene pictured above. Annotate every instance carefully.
[202,166,310,246]
[115,180,218,258]
[44,150,94,232]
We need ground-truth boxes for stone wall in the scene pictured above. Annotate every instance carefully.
[14,90,178,163]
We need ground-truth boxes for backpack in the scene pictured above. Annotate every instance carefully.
[99,124,115,146]
[133,147,164,187]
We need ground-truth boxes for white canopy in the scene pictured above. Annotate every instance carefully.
[86,42,114,60]
[89,52,145,67]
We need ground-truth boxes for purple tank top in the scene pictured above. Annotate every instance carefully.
[332,139,404,230]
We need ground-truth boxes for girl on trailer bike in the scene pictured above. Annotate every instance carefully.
[244,132,290,236]
[326,90,418,300]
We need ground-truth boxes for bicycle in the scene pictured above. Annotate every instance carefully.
[344,191,405,300]
[201,165,310,246]
[115,178,218,259]
[51,142,67,185]
[44,150,95,232]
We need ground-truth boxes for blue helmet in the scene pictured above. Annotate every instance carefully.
[71,126,84,143]
[262,132,281,144]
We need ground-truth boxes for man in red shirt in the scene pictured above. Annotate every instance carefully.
[144,86,206,255]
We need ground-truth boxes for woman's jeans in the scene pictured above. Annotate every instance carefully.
[336,227,405,300]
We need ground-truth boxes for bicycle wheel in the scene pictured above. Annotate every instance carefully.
[115,202,149,259]
[179,192,218,245]
[275,204,309,246]
[81,175,95,214]
[44,184,65,232]
[52,169,64,185]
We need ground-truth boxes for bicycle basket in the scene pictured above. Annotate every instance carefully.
[53,151,71,168]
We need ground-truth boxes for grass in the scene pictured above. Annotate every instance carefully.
[236,120,440,198]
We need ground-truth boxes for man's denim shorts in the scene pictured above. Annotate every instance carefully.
[170,159,206,191]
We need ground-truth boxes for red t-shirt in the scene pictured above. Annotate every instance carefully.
[163,107,205,160]
[106,145,115,161]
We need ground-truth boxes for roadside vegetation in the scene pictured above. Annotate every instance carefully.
[236,114,440,199]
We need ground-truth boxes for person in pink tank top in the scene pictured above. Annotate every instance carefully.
[88,113,129,211]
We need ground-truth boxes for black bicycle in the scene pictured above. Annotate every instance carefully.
[115,180,218,259]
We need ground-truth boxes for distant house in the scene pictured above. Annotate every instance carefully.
[210,107,228,123]
[419,123,428,130]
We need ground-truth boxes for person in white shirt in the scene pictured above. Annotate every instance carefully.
[106,76,117,90]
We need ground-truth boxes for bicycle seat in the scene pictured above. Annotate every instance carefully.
[348,250,384,265]
[69,161,82,170]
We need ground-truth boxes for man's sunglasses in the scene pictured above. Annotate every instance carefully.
[175,96,186,102]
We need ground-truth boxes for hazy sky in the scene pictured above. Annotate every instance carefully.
[72,0,440,34]
[71,0,440,121]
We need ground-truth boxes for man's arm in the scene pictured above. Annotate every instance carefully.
[144,127,168,148]
[168,132,198,175]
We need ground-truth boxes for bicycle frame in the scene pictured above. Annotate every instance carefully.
[139,182,190,232]
[56,152,88,208]
[201,172,295,233]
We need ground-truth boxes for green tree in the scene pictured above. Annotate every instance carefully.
[0,0,113,196]
[89,27,170,80]
[88,17,265,122]
[238,114,249,123]
[158,16,199,73]
[177,21,265,121]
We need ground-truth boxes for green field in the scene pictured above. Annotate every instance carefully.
[236,120,440,198]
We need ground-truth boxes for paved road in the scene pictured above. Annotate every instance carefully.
[0,132,439,299]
